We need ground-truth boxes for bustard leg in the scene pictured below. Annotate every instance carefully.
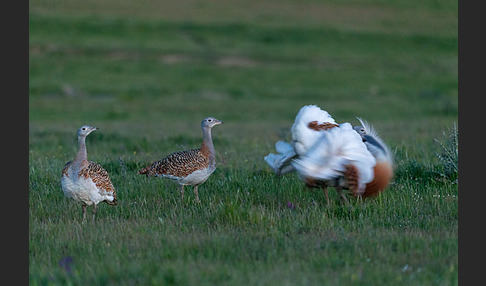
[180,185,185,201]
[82,204,87,223]
[92,204,97,223]
[336,186,350,205]
[193,185,200,203]
[322,185,330,207]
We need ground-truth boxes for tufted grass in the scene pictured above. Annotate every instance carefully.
[29,0,457,285]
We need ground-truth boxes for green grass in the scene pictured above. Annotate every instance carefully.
[29,0,457,285]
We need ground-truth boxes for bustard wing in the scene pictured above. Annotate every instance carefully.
[79,162,117,206]
[264,141,297,175]
[138,149,210,178]
[61,161,72,177]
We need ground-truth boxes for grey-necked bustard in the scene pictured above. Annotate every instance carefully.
[265,105,394,205]
[352,118,394,197]
[61,125,117,223]
[265,105,377,206]
[138,117,223,202]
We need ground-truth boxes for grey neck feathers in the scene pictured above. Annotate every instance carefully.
[73,135,88,168]
[201,126,215,160]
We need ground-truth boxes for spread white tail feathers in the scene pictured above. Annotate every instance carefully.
[264,141,297,175]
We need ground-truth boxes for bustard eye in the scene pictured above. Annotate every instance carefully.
[82,127,87,131]
[207,119,213,122]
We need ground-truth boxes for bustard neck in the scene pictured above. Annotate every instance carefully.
[200,126,215,159]
[73,135,89,168]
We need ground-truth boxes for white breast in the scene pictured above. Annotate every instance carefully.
[61,170,114,205]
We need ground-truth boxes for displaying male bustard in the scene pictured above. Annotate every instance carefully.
[291,122,376,205]
[138,117,223,202]
[61,125,117,222]
[265,105,394,205]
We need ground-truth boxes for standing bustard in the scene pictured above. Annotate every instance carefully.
[138,117,223,202]
[61,125,117,223]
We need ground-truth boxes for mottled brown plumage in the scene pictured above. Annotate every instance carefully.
[62,161,117,206]
[138,117,223,201]
[138,149,210,178]
[82,162,117,205]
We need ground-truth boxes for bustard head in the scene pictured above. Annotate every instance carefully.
[353,125,366,139]
[201,117,223,129]
[77,125,98,137]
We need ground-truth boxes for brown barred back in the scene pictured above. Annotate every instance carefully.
[138,149,210,178]
[79,162,117,206]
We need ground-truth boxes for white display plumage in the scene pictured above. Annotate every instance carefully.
[292,123,376,194]
[291,105,337,156]
[264,105,337,175]
[264,104,394,204]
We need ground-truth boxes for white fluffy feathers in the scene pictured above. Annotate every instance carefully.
[291,105,337,156]
[265,105,393,201]
[292,123,376,194]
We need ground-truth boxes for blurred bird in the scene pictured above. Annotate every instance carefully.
[138,117,223,202]
[291,122,376,205]
[353,118,394,197]
[61,125,117,223]
[265,105,394,205]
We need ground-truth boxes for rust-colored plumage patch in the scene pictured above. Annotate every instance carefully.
[344,164,360,195]
[61,161,71,177]
[307,121,339,131]
[362,161,393,198]
[303,177,321,189]
[78,162,117,206]
[138,149,210,178]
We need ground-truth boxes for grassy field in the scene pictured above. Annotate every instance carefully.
[29,0,458,285]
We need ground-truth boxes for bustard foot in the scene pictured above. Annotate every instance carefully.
[179,185,185,202]
[92,204,97,223]
[321,186,330,207]
[336,187,350,206]
[193,186,200,203]
[82,204,87,224]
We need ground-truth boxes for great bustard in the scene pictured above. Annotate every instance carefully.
[138,117,223,202]
[61,125,117,222]
[265,105,393,205]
